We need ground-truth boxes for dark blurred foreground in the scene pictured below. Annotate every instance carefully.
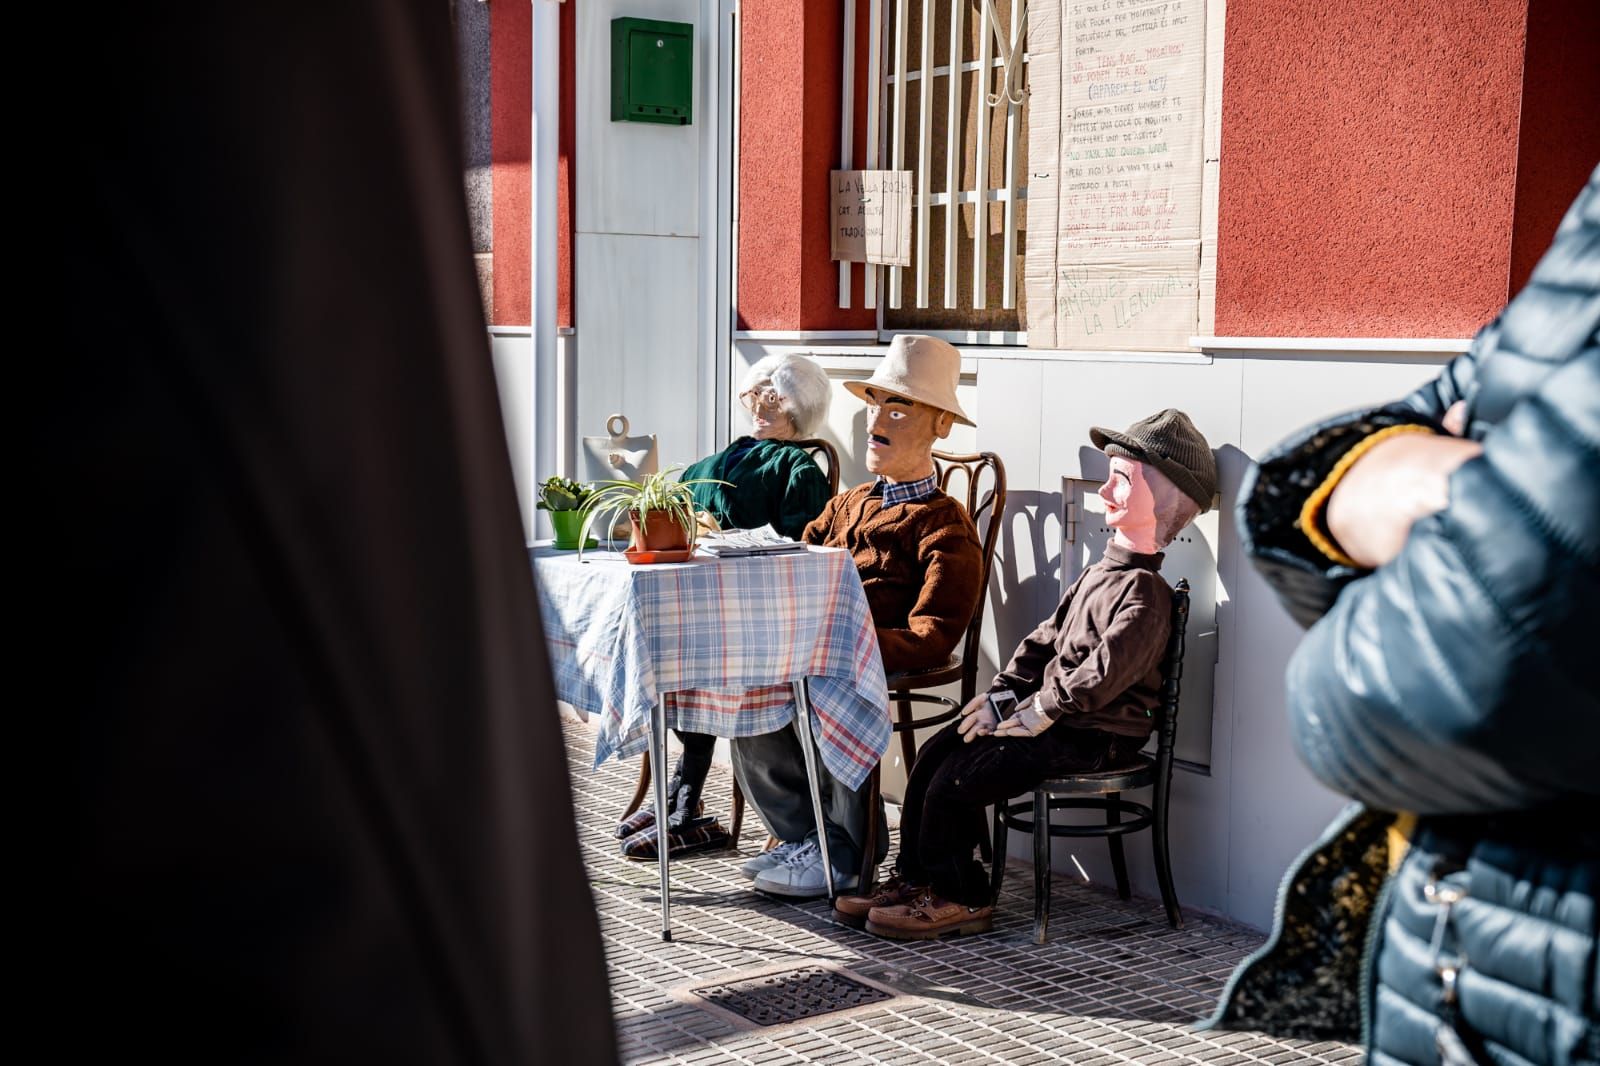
[53,4,616,1062]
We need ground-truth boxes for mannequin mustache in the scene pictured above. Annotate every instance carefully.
[868,433,892,446]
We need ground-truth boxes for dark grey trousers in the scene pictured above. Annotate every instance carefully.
[731,721,890,872]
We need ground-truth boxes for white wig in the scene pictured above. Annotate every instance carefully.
[742,353,832,438]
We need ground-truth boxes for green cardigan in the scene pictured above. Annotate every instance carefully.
[683,437,831,540]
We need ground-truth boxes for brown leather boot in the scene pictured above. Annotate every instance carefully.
[865,893,994,940]
[831,875,928,929]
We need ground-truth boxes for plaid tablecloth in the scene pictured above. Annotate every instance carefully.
[531,544,891,790]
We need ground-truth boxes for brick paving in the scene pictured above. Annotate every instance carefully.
[565,719,1358,1065]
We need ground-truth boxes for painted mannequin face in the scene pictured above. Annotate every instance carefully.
[1101,457,1157,551]
[864,387,953,482]
[741,380,797,440]
[1098,456,1184,553]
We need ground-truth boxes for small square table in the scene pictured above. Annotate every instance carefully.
[531,543,890,939]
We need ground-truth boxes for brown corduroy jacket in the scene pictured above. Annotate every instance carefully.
[802,483,984,675]
[989,542,1172,738]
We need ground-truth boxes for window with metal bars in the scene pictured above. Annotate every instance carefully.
[841,0,1029,340]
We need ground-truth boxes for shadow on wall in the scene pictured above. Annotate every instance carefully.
[991,488,1065,668]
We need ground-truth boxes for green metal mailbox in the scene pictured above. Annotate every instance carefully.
[611,17,693,125]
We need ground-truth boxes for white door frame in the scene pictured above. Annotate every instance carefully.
[699,0,740,455]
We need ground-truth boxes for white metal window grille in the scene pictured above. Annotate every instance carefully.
[838,0,1029,338]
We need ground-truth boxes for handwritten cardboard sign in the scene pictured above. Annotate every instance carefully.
[830,170,913,267]
[1025,0,1207,351]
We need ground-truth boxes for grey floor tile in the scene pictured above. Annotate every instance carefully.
[560,720,1357,1066]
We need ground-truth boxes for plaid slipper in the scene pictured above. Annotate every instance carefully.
[619,818,732,861]
[614,807,658,840]
[614,798,708,840]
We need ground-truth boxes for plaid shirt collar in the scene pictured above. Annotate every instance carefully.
[874,471,940,507]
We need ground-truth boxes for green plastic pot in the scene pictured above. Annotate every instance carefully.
[549,509,594,550]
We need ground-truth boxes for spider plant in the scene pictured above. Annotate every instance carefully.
[577,466,728,557]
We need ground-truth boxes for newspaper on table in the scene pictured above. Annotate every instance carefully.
[698,524,807,558]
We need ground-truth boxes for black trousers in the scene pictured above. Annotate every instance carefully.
[898,719,1135,906]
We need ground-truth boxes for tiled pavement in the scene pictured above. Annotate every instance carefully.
[566,720,1359,1065]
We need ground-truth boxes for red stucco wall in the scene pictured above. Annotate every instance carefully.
[1508,0,1600,296]
[1215,0,1528,338]
[490,0,531,327]
[737,0,876,331]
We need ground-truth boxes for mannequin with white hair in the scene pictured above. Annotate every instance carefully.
[678,353,834,537]
[615,353,834,859]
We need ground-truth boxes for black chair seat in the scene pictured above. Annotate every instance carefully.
[885,655,964,692]
[1036,752,1155,794]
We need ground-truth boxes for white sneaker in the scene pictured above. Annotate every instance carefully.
[738,840,805,880]
[751,841,860,899]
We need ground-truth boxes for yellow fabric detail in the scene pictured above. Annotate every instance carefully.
[1296,424,1438,567]
[1387,811,1417,873]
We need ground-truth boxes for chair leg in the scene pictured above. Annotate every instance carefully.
[989,802,1009,906]
[1106,792,1131,900]
[857,767,882,891]
[623,750,652,819]
[728,778,745,848]
[1152,801,1184,929]
[895,698,918,774]
[1033,791,1051,945]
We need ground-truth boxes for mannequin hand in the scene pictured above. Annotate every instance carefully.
[695,509,722,534]
[957,693,999,742]
[991,697,1053,738]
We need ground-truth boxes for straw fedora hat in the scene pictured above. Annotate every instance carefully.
[843,334,974,426]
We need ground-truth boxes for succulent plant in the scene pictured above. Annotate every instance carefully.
[536,476,595,512]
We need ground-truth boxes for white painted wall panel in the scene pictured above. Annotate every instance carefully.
[1220,351,1449,925]
[577,233,702,473]
[577,0,701,238]
[968,348,1453,928]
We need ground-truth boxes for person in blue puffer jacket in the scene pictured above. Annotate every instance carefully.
[1209,165,1599,1065]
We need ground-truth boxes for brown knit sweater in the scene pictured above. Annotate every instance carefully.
[990,542,1173,738]
[802,483,983,675]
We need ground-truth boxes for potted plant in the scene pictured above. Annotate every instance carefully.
[536,476,597,550]
[578,466,726,563]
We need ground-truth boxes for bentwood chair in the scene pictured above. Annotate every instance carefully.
[621,438,843,846]
[794,438,842,497]
[856,449,1008,890]
[991,579,1191,940]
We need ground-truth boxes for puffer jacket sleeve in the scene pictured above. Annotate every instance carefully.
[1260,167,1600,815]
[1284,346,1599,814]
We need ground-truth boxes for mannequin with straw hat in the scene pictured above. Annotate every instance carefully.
[732,335,985,901]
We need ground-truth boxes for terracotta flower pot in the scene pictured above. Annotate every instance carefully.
[628,509,692,553]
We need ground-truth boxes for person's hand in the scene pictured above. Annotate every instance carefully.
[957,693,999,742]
[1325,430,1482,569]
[990,696,1053,738]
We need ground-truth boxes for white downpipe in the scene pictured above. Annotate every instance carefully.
[531,0,561,538]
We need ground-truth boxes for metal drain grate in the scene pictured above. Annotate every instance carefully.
[689,966,893,1026]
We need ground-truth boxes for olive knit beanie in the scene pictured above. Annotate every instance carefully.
[1089,409,1218,512]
